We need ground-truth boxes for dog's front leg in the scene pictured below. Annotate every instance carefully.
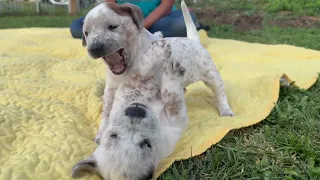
[161,61,189,128]
[95,83,117,144]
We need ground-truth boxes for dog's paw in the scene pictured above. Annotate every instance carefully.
[162,61,185,81]
[171,61,185,77]
[280,77,290,87]
[152,40,172,59]
[218,106,235,117]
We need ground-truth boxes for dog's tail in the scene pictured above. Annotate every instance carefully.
[181,0,200,43]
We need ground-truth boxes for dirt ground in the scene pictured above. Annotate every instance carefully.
[193,8,320,32]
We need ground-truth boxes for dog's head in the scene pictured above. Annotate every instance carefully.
[72,102,162,180]
[82,2,144,75]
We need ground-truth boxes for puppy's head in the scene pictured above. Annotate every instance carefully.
[72,102,162,180]
[82,2,144,75]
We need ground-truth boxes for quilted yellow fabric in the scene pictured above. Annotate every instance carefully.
[0,28,320,180]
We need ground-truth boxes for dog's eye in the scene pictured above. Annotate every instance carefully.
[110,133,117,138]
[140,139,152,149]
[84,31,88,36]
[108,25,118,30]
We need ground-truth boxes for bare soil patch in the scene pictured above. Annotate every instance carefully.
[193,8,320,31]
[270,15,320,28]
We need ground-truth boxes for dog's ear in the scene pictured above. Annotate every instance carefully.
[71,158,97,179]
[82,35,87,47]
[107,2,144,30]
[120,3,144,30]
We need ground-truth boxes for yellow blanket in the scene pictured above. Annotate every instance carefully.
[0,28,320,180]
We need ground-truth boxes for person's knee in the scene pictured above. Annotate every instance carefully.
[167,11,200,37]
[70,17,84,39]
[151,20,188,38]
[170,9,199,26]
[169,21,188,37]
[148,10,200,38]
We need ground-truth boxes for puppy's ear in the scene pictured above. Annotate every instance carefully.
[120,3,144,30]
[107,2,144,30]
[82,35,87,47]
[71,158,97,179]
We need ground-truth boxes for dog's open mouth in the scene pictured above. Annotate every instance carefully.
[102,48,126,75]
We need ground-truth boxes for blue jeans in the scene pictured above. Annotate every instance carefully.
[70,9,200,39]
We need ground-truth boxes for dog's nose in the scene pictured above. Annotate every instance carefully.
[125,103,146,118]
[90,43,104,52]
[88,43,104,57]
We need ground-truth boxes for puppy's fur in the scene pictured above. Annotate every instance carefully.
[72,1,235,179]
[72,40,188,180]
[81,1,234,144]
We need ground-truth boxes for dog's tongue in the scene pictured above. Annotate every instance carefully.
[112,63,125,73]
[103,52,125,73]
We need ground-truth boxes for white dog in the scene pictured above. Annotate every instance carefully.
[80,0,234,144]
[72,1,234,179]
[72,38,189,180]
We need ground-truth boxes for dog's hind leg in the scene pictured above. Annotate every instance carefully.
[202,65,234,117]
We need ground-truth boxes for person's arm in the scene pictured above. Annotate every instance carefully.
[143,0,175,29]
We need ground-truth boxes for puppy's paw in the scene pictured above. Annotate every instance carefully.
[280,77,290,87]
[170,61,185,77]
[162,61,185,89]
[152,40,172,60]
[218,106,235,117]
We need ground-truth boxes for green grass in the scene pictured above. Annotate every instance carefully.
[0,16,80,29]
[2,16,319,50]
[208,25,320,50]
[0,1,92,17]
[0,1,68,15]
[160,81,320,179]
[1,0,320,179]
[179,0,320,16]
[166,1,320,178]
[266,0,320,16]
[177,0,265,11]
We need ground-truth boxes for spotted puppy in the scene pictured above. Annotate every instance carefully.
[72,39,189,180]
[81,0,234,144]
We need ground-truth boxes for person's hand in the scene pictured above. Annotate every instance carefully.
[143,0,175,29]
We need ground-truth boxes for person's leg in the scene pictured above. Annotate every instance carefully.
[148,9,200,38]
[70,17,85,39]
